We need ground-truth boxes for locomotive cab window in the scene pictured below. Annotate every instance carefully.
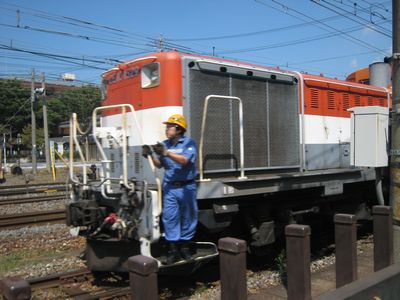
[141,62,160,88]
[100,79,108,101]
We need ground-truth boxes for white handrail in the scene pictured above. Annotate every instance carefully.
[91,104,162,213]
[199,95,247,181]
[92,104,137,189]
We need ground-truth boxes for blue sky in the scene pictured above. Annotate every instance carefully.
[0,0,392,84]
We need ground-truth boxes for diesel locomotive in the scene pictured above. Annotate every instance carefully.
[66,51,390,272]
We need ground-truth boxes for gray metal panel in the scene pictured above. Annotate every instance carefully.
[185,66,299,173]
[340,143,351,168]
[231,76,269,168]
[305,144,341,170]
[268,81,300,166]
[188,70,232,170]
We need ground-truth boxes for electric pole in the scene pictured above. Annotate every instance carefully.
[31,68,37,174]
[41,72,51,173]
[391,0,400,262]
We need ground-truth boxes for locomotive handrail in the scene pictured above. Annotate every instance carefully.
[92,104,138,190]
[91,104,163,213]
[69,113,89,187]
[199,95,247,181]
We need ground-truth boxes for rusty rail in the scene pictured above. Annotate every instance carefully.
[0,209,66,229]
[0,193,66,206]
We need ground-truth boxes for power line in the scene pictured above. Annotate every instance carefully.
[218,22,381,54]
[168,15,343,42]
[289,48,390,65]
[254,0,388,54]
[310,0,391,37]
[0,43,109,70]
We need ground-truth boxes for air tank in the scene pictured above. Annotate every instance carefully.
[369,62,391,88]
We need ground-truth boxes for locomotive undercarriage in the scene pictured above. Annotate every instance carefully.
[66,166,379,272]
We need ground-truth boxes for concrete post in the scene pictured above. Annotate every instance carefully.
[285,224,311,300]
[334,214,357,288]
[127,255,158,300]
[218,237,247,300]
[373,206,394,271]
[0,277,31,300]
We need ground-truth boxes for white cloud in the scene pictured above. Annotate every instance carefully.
[350,59,358,69]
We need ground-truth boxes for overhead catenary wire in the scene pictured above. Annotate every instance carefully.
[254,0,389,55]
[0,0,392,83]
[310,0,391,37]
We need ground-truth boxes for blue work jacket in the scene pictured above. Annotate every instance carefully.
[158,136,198,183]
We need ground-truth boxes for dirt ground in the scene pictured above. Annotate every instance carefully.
[0,167,70,186]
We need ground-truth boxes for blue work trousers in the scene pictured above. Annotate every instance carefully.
[162,182,198,241]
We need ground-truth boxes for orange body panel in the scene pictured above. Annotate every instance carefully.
[101,52,389,119]
[302,74,388,118]
[102,52,182,116]
[346,67,370,84]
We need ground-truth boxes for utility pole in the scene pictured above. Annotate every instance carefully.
[158,34,164,52]
[2,133,6,172]
[31,68,37,175]
[41,72,51,173]
[391,0,400,262]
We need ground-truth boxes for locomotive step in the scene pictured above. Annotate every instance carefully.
[157,242,219,275]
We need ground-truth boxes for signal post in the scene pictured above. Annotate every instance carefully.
[391,0,400,262]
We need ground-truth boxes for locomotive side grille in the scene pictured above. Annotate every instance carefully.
[368,96,373,106]
[186,68,299,172]
[188,71,232,170]
[268,81,300,166]
[310,89,319,108]
[342,93,349,111]
[134,152,140,174]
[354,95,361,106]
[231,77,269,168]
[327,91,335,110]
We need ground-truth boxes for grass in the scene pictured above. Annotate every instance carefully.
[0,248,64,274]
[274,250,287,281]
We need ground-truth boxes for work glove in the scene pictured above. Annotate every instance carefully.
[152,142,168,156]
[142,145,152,158]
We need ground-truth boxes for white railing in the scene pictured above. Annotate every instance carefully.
[199,95,247,181]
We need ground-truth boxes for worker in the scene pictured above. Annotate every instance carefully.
[142,114,198,264]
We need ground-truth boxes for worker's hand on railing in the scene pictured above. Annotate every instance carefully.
[152,143,168,156]
[142,145,153,158]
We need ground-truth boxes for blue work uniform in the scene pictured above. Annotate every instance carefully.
[158,136,198,242]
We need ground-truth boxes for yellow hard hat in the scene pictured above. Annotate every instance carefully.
[163,114,187,130]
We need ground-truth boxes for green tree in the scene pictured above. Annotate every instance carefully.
[0,79,101,140]
[47,85,101,134]
[0,79,31,134]
[20,124,44,151]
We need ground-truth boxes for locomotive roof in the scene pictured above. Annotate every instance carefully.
[102,51,389,94]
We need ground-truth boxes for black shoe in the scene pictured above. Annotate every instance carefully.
[179,241,193,261]
[166,242,181,264]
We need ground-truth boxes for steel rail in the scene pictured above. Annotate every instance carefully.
[0,209,66,229]
[28,268,92,291]
[0,193,66,206]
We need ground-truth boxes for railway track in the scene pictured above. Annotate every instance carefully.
[0,209,66,229]
[0,193,66,206]
[29,269,131,299]
[0,183,66,197]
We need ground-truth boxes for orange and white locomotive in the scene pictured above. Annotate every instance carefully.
[67,51,389,272]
